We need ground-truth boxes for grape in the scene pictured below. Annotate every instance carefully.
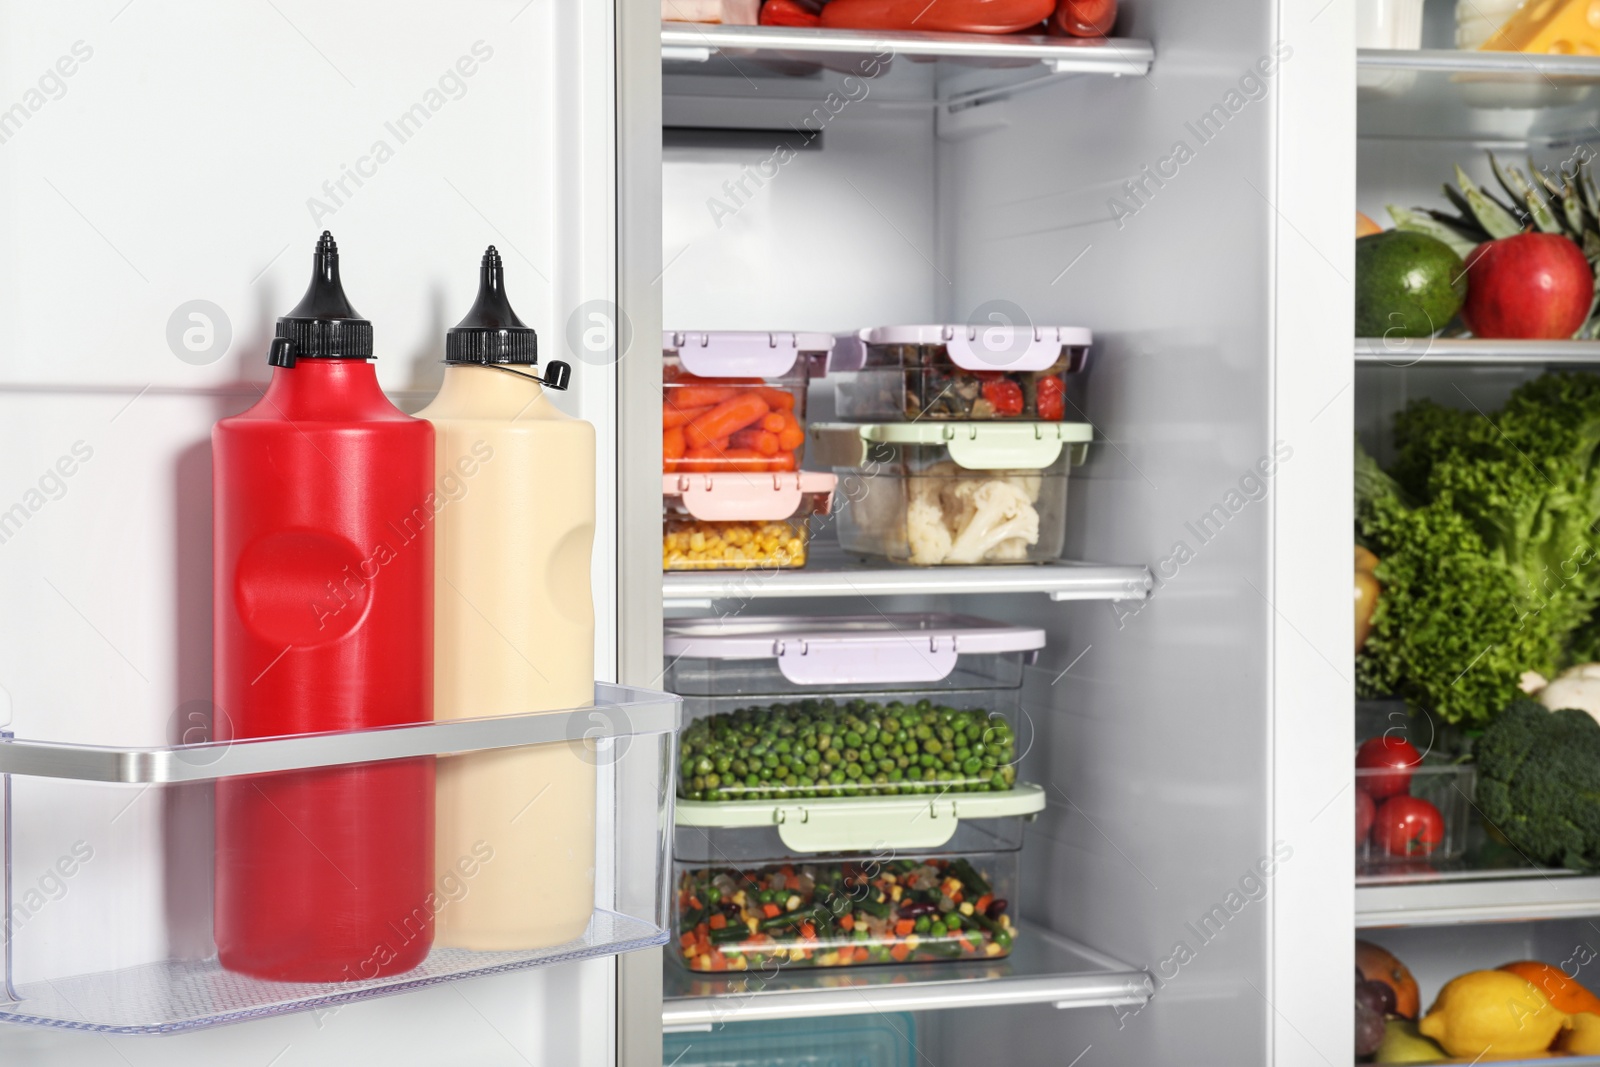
[1362,978,1396,1017]
[1356,999,1385,1057]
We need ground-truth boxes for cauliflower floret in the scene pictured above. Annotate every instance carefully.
[1000,471,1043,504]
[905,496,953,564]
[944,480,1040,564]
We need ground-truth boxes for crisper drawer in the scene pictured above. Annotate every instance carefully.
[663,612,1044,695]
[673,819,1025,974]
[0,684,677,1034]
[830,324,1091,422]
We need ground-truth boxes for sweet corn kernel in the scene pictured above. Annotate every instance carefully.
[663,519,809,571]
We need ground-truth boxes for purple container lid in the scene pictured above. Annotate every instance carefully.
[664,613,1045,686]
[663,330,834,379]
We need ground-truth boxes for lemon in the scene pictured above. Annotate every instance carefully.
[1418,970,1570,1057]
[1562,1011,1600,1054]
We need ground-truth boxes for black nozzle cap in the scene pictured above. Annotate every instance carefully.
[446,246,538,365]
[274,231,374,362]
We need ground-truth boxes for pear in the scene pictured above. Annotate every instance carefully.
[1375,1018,1447,1064]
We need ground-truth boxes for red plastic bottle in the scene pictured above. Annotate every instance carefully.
[213,232,435,982]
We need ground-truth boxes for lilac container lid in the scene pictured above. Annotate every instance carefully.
[831,324,1092,374]
[663,330,834,379]
[664,613,1045,686]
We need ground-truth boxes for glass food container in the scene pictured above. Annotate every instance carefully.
[813,421,1091,565]
[673,820,1023,972]
[830,324,1090,422]
[663,470,836,572]
[666,612,1044,803]
[663,331,832,474]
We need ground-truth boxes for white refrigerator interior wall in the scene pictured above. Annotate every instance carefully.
[0,0,619,1061]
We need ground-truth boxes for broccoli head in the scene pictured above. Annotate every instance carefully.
[1475,698,1600,870]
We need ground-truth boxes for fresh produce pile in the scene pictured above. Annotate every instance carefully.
[676,699,1018,802]
[663,372,806,474]
[1354,736,1452,863]
[663,517,809,571]
[676,857,1015,972]
[1355,371,1600,726]
[1362,152,1600,340]
[1355,939,1600,1061]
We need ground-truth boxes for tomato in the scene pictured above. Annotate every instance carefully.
[1036,376,1065,421]
[1052,0,1117,36]
[759,0,822,26]
[981,379,1025,416]
[1372,795,1444,857]
[1355,735,1422,799]
[1356,787,1375,846]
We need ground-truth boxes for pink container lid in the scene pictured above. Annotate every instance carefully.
[664,470,836,522]
[664,613,1046,686]
[663,330,835,379]
[832,324,1092,373]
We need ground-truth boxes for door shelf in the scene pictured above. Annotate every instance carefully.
[1355,338,1600,366]
[660,928,1150,1029]
[1356,873,1600,928]
[661,22,1152,77]
[0,684,679,1034]
[663,554,1152,608]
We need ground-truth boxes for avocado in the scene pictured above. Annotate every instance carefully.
[1356,231,1466,338]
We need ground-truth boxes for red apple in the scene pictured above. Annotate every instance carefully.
[1461,232,1593,340]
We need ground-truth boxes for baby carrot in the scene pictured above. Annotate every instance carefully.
[663,425,686,461]
[664,403,712,429]
[755,387,796,410]
[688,393,770,443]
[777,424,804,452]
[731,429,781,455]
[761,412,788,433]
[671,385,747,409]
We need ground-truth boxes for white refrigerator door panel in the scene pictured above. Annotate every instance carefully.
[0,0,621,1062]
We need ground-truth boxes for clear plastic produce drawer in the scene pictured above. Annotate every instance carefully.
[0,684,678,1034]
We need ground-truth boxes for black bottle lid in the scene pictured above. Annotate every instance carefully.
[446,246,539,365]
[271,231,374,366]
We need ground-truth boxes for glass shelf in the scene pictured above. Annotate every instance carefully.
[1355,338,1600,366]
[661,23,1152,77]
[0,684,679,1034]
[661,927,1149,1029]
[663,546,1152,608]
[1358,49,1600,145]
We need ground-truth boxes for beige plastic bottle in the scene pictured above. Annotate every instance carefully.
[418,248,596,950]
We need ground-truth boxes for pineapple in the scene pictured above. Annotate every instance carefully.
[1389,152,1600,337]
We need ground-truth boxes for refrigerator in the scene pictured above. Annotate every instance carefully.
[0,0,1364,1064]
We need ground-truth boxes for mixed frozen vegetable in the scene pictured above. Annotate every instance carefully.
[838,359,1071,422]
[676,857,1015,972]
[677,698,1018,802]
